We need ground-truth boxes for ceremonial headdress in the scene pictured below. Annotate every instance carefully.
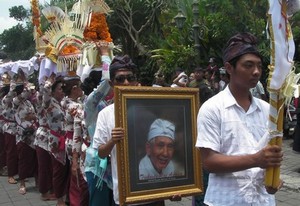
[223,32,262,64]
[109,55,137,78]
[41,6,65,23]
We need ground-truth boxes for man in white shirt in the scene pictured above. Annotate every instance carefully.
[93,55,177,205]
[196,32,283,206]
[92,55,140,205]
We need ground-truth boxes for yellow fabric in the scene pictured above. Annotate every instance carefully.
[45,44,58,63]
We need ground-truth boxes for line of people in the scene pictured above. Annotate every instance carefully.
[0,43,115,206]
[0,32,283,206]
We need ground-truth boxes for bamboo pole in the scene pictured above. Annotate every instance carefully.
[265,139,276,187]
[265,0,288,188]
[272,97,284,188]
[265,93,284,188]
[265,92,277,187]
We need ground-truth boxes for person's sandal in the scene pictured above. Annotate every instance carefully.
[18,186,26,195]
[8,177,17,184]
[41,193,57,201]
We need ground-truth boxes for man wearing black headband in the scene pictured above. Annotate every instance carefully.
[93,55,180,205]
[195,33,283,206]
[92,55,140,205]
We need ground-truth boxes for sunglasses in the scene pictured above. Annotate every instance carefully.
[114,74,136,83]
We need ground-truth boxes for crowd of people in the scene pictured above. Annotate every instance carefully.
[0,43,114,206]
[154,58,234,104]
[153,55,269,106]
[0,32,284,206]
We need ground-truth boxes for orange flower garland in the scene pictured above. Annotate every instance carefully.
[30,0,43,37]
[60,45,81,55]
[84,12,113,42]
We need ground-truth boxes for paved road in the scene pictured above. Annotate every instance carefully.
[0,139,299,206]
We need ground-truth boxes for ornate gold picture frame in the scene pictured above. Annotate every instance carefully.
[114,86,203,206]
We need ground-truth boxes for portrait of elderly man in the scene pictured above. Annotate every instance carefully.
[139,118,181,180]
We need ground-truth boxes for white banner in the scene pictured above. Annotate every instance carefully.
[267,0,295,90]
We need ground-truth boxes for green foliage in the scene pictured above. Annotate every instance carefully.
[105,0,300,84]
[9,6,29,22]
[49,0,77,8]
[1,0,299,85]
[106,0,172,55]
[197,0,268,62]
[146,0,286,84]
[0,24,35,61]
[0,5,36,60]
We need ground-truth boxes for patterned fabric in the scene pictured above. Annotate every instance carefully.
[84,79,112,189]
[84,80,111,134]
[0,101,4,133]
[109,55,137,75]
[43,80,66,165]
[222,32,261,64]
[34,83,50,151]
[14,85,37,149]
[2,86,17,135]
[61,97,83,162]
[81,55,113,198]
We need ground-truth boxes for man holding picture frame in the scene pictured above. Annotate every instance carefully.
[93,55,179,206]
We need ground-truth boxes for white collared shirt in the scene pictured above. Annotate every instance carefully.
[196,86,275,206]
[92,104,119,204]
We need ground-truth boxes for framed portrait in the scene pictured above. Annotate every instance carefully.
[114,86,203,205]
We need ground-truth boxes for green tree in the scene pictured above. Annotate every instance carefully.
[149,0,294,85]
[106,0,176,56]
[105,0,178,84]
[0,6,35,61]
[9,6,29,21]
[48,0,77,11]
[1,0,299,83]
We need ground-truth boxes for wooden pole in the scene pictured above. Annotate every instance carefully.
[272,97,284,188]
[265,0,288,188]
[264,93,284,188]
